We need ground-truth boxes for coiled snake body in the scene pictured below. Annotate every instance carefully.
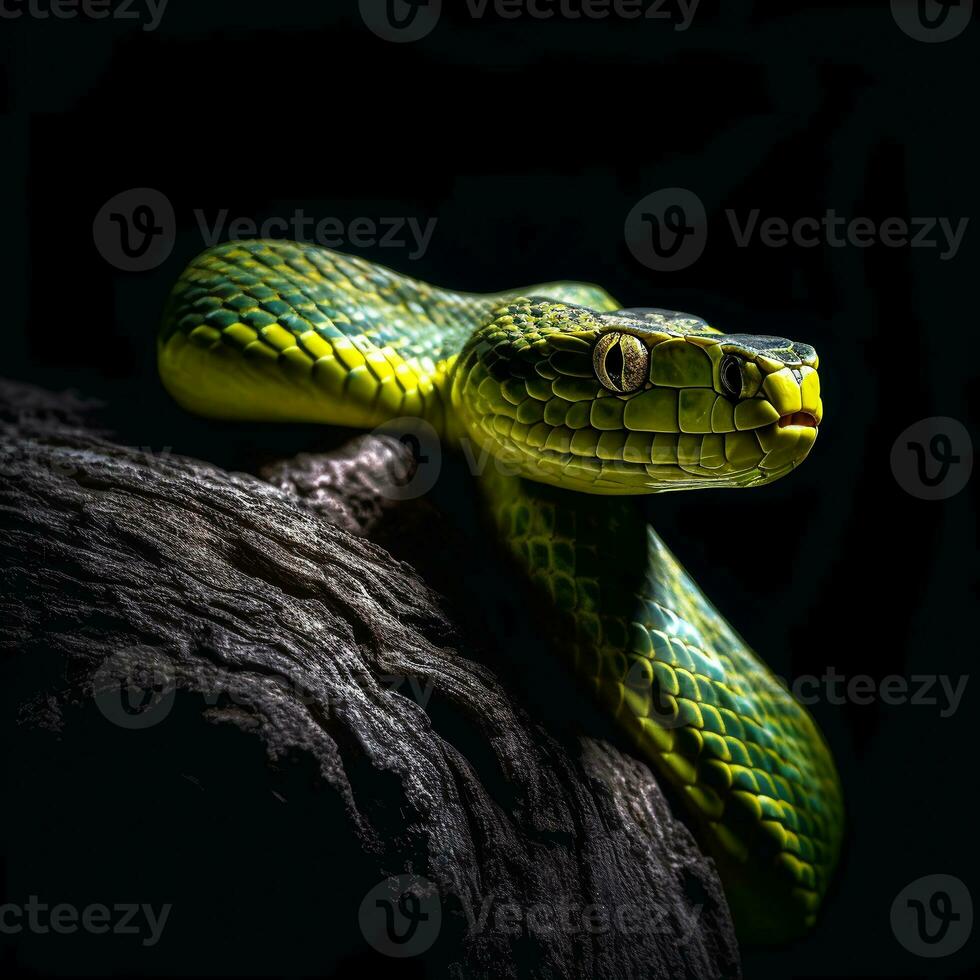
[159,239,843,942]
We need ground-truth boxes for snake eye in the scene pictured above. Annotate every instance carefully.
[593,332,648,393]
[719,354,745,400]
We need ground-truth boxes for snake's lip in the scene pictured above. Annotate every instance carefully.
[778,411,819,429]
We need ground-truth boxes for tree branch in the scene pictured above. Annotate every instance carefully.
[0,378,739,978]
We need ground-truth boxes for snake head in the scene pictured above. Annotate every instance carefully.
[451,300,822,494]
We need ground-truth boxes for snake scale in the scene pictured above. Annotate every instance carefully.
[158,239,843,943]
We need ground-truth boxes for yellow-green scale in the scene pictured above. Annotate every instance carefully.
[481,468,843,942]
[158,239,843,944]
[159,239,616,434]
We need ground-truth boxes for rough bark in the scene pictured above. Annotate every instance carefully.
[0,377,740,978]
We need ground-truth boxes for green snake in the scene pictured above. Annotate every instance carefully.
[158,239,843,943]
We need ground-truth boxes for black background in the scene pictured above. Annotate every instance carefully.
[1,1,978,977]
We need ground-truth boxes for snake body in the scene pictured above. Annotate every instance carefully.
[159,239,843,942]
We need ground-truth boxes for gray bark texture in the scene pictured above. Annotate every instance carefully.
[0,377,740,978]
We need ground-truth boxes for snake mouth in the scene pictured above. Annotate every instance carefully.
[778,411,819,429]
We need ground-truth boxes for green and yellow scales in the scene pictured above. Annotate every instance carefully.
[158,239,843,943]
